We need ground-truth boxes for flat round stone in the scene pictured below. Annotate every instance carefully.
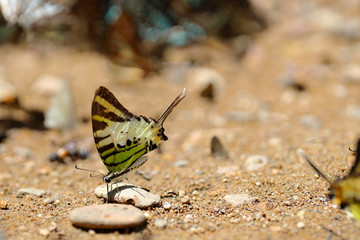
[95,183,160,209]
[69,204,146,230]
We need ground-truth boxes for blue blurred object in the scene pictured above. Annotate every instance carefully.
[104,0,206,46]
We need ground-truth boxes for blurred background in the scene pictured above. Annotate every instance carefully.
[2,0,360,239]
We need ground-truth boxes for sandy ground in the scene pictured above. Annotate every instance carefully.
[2,1,360,239]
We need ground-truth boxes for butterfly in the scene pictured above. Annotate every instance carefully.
[298,139,360,222]
[91,86,187,199]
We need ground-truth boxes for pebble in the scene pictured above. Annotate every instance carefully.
[0,200,8,209]
[184,214,193,223]
[188,226,205,234]
[13,147,33,159]
[216,165,239,176]
[297,221,305,229]
[227,111,254,122]
[342,64,360,83]
[39,228,50,237]
[44,79,75,130]
[300,115,321,129]
[178,190,185,197]
[154,219,167,229]
[244,155,268,171]
[224,194,253,207]
[17,188,46,197]
[332,84,348,99]
[345,105,360,119]
[95,183,160,209]
[69,204,146,230]
[174,160,188,167]
[210,136,229,159]
[187,67,225,99]
[0,68,18,107]
[297,210,306,219]
[43,198,55,205]
[144,212,152,220]
[162,201,171,210]
[180,196,190,205]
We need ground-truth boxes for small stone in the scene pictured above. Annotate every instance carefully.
[154,219,167,229]
[216,165,239,175]
[69,204,146,230]
[224,194,253,207]
[48,222,57,232]
[244,155,268,171]
[178,190,185,197]
[345,105,360,119]
[270,226,281,232]
[195,169,204,175]
[0,200,8,209]
[210,136,228,159]
[205,223,217,232]
[95,183,160,209]
[227,111,254,122]
[187,67,225,100]
[333,84,348,99]
[144,212,152,220]
[44,79,75,130]
[162,201,171,210]
[0,69,18,107]
[180,196,190,205]
[300,115,321,129]
[88,229,96,235]
[254,212,264,220]
[43,198,55,205]
[184,214,193,223]
[297,221,305,229]
[39,228,50,237]
[189,226,205,234]
[14,147,33,159]
[342,64,360,83]
[268,137,282,148]
[174,160,188,167]
[297,210,306,219]
[17,188,46,197]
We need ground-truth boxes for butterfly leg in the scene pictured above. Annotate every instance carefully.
[106,183,109,203]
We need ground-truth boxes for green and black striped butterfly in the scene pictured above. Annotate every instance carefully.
[92,86,187,186]
[298,139,360,222]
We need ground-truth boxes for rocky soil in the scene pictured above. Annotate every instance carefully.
[2,1,360,239]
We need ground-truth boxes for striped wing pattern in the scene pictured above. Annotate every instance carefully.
[299,138,360,222]
[92,86,187,181]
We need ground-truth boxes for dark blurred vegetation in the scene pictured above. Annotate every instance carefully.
[0,0,266,71]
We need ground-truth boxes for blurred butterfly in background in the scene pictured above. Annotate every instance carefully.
[91,86,187,200]
[298,139,360,222]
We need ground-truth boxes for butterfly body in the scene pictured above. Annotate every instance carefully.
[92,86,187,184]
[298,139,360,222]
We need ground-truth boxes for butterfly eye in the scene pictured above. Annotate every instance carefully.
[104,176,111,183]
[340,202,347,209]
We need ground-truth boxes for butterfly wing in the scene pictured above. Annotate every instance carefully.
[348,139,360,177]
[92,86,163,174]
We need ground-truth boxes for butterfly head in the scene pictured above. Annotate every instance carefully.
[104,176,112,183]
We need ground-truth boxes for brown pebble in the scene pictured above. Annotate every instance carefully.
[69,204,146,230]
[0,200,8,209]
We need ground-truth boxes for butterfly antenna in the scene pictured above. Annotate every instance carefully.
[157,88,189,124]
[75,165,105,178]
[297,149,332,183]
